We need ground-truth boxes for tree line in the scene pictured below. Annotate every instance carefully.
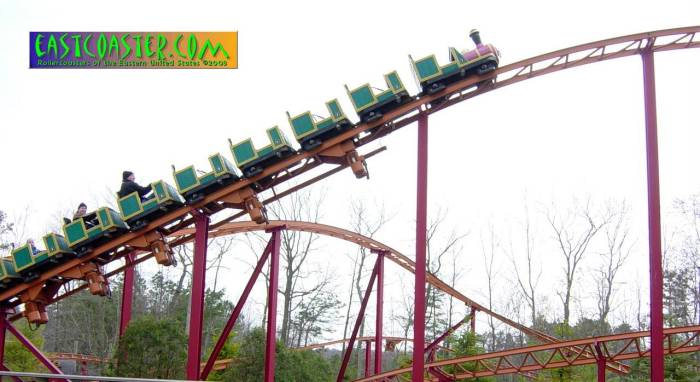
[0,191,698,380]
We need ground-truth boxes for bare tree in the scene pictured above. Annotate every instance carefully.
[674,195,700,324]
[266,187,326,346]
[425,208,467,339]
[240,231,272,329]
[172,244,192,304]
[343,199,389,375]
[341,252,359,354]
[288,281,342,347]
[595,201,633,325]
[508,204,541,327]
[635,272,646,330]
[210,237,235,293]
[0,210,15,254]
[547,198,611,325]
[446,249,463,329]
[392,273,415,354]
[481,222,498,351]
[7,206,32,249]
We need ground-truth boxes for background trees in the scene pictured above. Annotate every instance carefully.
[1,190,700,380]
[220,328,334,382]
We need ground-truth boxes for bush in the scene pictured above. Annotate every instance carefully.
[112,316,187,379]
[222,327,334,381]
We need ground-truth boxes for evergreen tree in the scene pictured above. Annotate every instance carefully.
[112,316,187,379]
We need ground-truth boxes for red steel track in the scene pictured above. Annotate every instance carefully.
[2,26,699,381]
[354,325,700,381]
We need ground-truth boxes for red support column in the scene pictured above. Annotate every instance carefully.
[201,236,275,380]
[642,47,664,382]
[413,113,428,382]
[595,342,606,382]
[264,228,282,382]
[119,252,136,338]
[470,307,476,334]
[374,250,384,375]
[0,314,24,382]
[364,340,371,378]
[336,256,380,382]
[0,311,5,367]
[4,317,67,380]
[186,212,210,380]
[425,315,470,358]
[425,315,471,381]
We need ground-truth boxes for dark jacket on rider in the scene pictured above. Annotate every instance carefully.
[118,180,152,198]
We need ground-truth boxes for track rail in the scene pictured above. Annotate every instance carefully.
[294,336,413,351]
[171,220,629,374]
[353,325,700,381]
[1,26,697,306]
[19,220,630,374]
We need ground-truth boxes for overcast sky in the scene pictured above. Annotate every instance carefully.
[1,0,699,344]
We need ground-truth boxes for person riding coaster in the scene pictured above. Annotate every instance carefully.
[118,171,153,202]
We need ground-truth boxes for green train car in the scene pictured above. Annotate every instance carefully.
[12,233,74,280]
[230,127,295,178]
[172,153,239,204]
[410,30,499,95]
[286,99,352,150]
[62,207,128,256]
[0,258,20,287]
[118,180,184,230]
[345,71,409,123]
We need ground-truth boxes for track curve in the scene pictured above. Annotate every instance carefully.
[173,220,628,374]
[353,325,700,381]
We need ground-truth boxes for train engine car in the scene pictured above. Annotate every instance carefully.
[0,257,20,288]
[118,180,184,231]
[12,233,74,281]
[230,126,295,178]
[409,29,499,95]
[63,207,128,257]
[172,153,240,204]
[286,99,352,151]
[345,71,409,123]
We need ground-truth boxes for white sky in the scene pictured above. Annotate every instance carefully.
[1,0,699,346]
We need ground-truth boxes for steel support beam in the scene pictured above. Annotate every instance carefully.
[470,307,476,334]
[426,315,469,359]
[0,312,5,368]
[0,314,17,382]
[642,47,663,382]
[4,316,68,380]
[201,236,275,380]
[364,341,372,378]
[426,316,470,382]
[186,212,210,380]
[119,252,136,338]
[374,250,384,375]
[264,228,282,382]
[413,113,428,382]
[337,256,380,382]
[595,342,606,382]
